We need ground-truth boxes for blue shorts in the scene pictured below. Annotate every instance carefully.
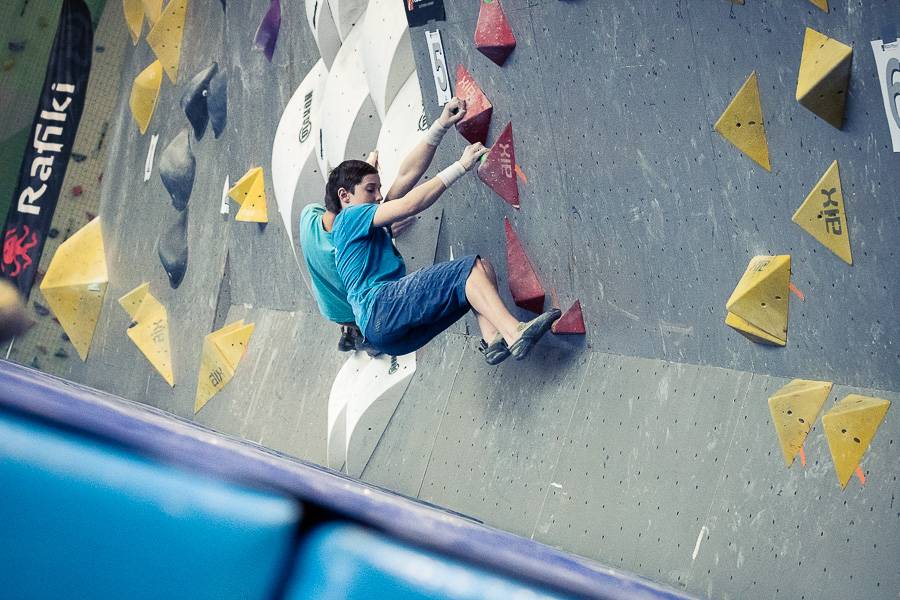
[364,255,477,356]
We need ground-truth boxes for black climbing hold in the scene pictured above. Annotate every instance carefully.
[181,63,219,140]
[33,302,50,316]
[208,69,227,139]
[8,40,25,52]
[48,228,59,238]
[159,128,195,211]
[157,209,189,288]
[71,152,87,162]
[54,348,69,359]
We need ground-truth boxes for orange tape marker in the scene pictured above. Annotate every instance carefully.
[799,447,807,466]
[855,466,866,485]
[789,282,805,301]
[515,164,528,185]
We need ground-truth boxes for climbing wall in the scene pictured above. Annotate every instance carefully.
[10,1,899,600]
[411,0,900,392]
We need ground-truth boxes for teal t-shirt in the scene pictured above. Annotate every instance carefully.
[332,203,406,334]
[298,203,356,324]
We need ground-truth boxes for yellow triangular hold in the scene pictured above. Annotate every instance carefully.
[117,281,150,319]
[122,285,174,386]
[142,0,163,24]
[822,394,890,488]
[808,0,828,12]
[146,0,188,83]
[129,60,163,135]
[725,311,786,346]
[229,167,269,223]
[796,27,852,129]
[194,320,255,413]
[768,379,832,466]
[792,160,851,264]
[215,323,255,370]
[726,255,790,344]
[123,0,144,45]
[714,71,771,171]
[39,218,108,360]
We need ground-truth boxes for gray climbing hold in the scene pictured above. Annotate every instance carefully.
[181,63,219,140]
[158,128,195,211]
[157,208,189,288]
[208,68,227,139]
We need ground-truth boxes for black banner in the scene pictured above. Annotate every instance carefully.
[403,0,446,28]
[1,0,93,297]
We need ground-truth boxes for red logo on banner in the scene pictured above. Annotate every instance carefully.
[2,225,39,278]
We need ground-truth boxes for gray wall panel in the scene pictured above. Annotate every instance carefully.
[418,340,590,537]
[360,331,468,497]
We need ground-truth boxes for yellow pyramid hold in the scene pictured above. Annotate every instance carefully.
[146,0,188,83]
[725,311,786,346]
[142,0,163,24]
[129,60,163,135]
[194,320,255,413]
[229,167,269,223]
[768,379,832,466]
[715,71,771,171]
[796,27,852,129]
[117,281,150,319]
[123,0,144,45]
[792,160,851,264]
[120,284,174,386]
[726,255,790,344]
[822,394,890,488]
[39,218,108,360]
[808,0,828,12]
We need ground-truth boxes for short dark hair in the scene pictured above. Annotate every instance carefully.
[324,160,378,213]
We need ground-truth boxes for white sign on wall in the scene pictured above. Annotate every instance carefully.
[425,30,452,106]
[870,38,900,152]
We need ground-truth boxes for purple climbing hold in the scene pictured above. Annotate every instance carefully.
[254,0,281,62]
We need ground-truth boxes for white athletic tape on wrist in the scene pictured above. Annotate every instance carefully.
[436,161,466,188]
[423,120,450,146]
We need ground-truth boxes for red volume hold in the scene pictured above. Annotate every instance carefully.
[478,122,519,209]
[504,216,544,314]
[474,0,516,66]
[552,300,586,335]
[455,64,492,144]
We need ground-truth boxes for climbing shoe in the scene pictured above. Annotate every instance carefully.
[478,333,510,365]
[337,326,357,352]
[508,308,562,360]
[355,337,384,358]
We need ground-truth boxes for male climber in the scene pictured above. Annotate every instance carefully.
[297,98,467,353]
[329,116,561,364]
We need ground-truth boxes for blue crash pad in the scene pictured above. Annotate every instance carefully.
[0,411,300,600]
[284,523,576,600]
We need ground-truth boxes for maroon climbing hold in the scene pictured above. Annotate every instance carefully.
[552,300,586,335]
[72,185,83,197]
[474,0,516,67]
[455,64,492,144]
[504,217,544,314]
[478,122,519,209]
